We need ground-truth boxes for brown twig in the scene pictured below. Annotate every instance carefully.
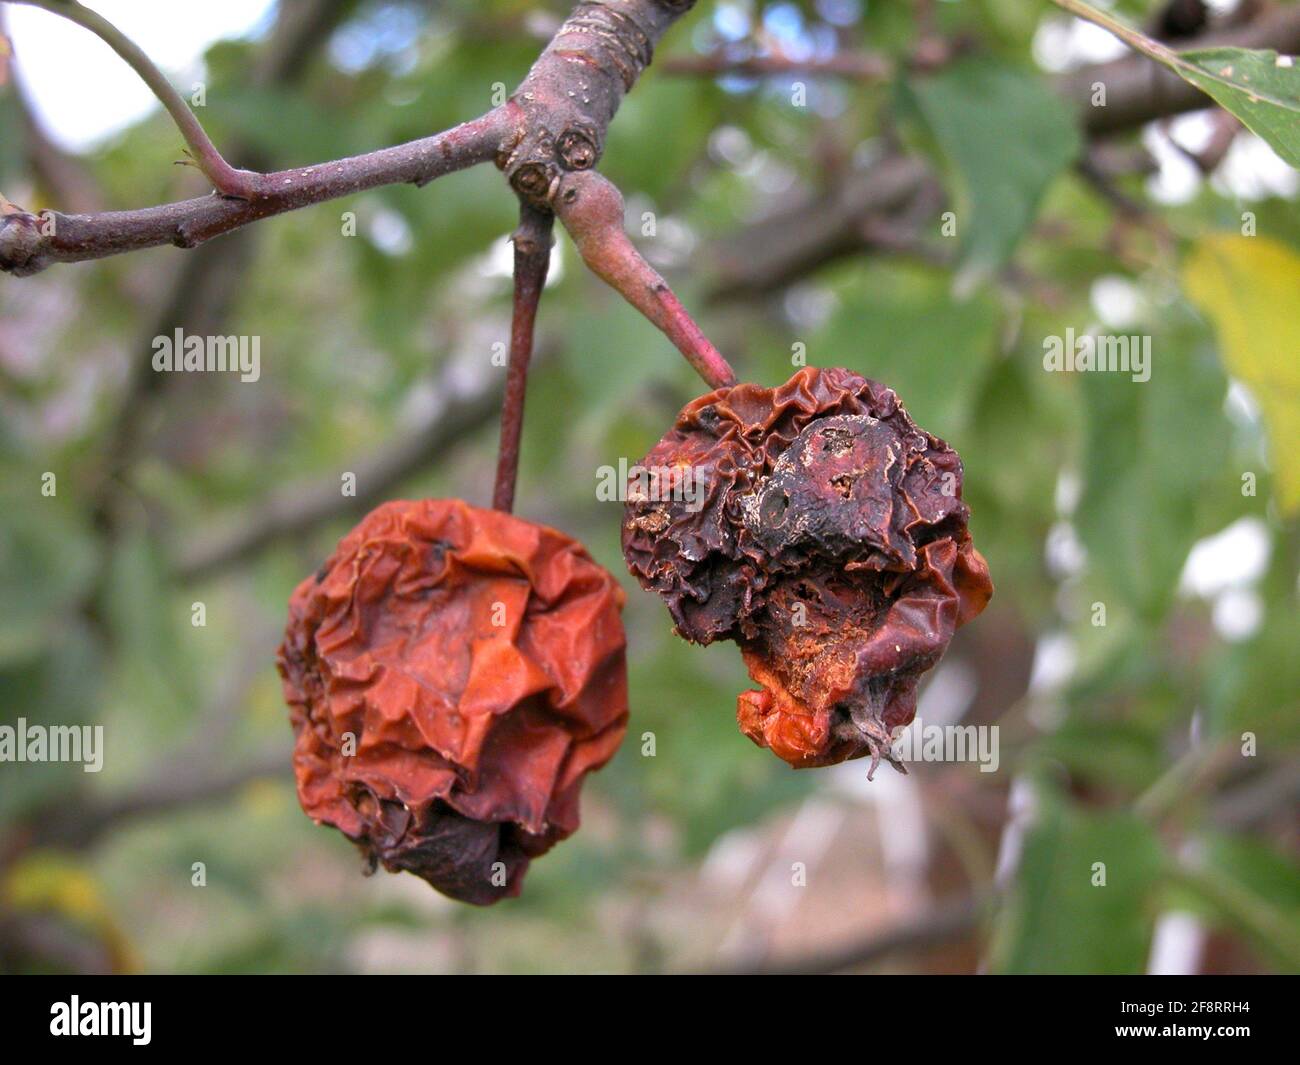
[0,0,706,277]
[1,1,728,407]
[79,0,358,634]
[493,204,554,513]
[9,0,258,197]
[86,0,355,494]
[0,110,510,275]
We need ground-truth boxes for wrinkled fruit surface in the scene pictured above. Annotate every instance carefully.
[278,498,628,904]
[623,367,992,774]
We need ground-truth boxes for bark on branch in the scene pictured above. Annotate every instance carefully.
[0,1,701,276]
[0,112,508,275]
[500,0,698,208]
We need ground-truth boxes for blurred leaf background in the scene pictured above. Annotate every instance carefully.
[0,0,1297,974]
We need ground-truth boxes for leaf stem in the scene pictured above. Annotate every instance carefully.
[1050,0,1189,70]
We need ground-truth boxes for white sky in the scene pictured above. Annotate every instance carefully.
[5,0,274,151]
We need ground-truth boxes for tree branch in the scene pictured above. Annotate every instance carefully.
[703,5,1300,302]
[1,0,706,278]
[9,0,257,197]
[78,0,360,638]
[707,153,934,301]
[4,0,719,570]
[0,1,729,393]
[499,0,700,209]
[1058,3,1300,134]
[0,109,511,275]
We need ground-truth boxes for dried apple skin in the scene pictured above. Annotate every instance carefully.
[622,367,992,772]
[278,498,628,904]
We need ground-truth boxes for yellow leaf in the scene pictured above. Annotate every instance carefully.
[1183,234,1300,513]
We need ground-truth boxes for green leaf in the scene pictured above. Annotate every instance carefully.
[990,792,1164,974]
[1203,615,1300,744]
[1175,49,1300,168]
[1074,320,1231,619]
[1034,718,1166,794]
[1183,234,1300,513]
[901,57,1081,284]
[1053,1,1300,167]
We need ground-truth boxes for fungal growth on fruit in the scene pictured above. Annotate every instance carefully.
[278,498,629,904]
[622,367,993,775]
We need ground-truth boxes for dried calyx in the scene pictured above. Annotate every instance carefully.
[622,367,992,775]
[278,499,628,904]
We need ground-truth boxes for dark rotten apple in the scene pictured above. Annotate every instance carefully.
[622,367,992,775]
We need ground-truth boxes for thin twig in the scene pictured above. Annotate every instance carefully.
[79,0,356,636]
[10,0,257,197]
[1058,4,1300,134]
[703,5,1300,303]
[493,204,554,513]
[0,109,511,275]
[1,0,706,277]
